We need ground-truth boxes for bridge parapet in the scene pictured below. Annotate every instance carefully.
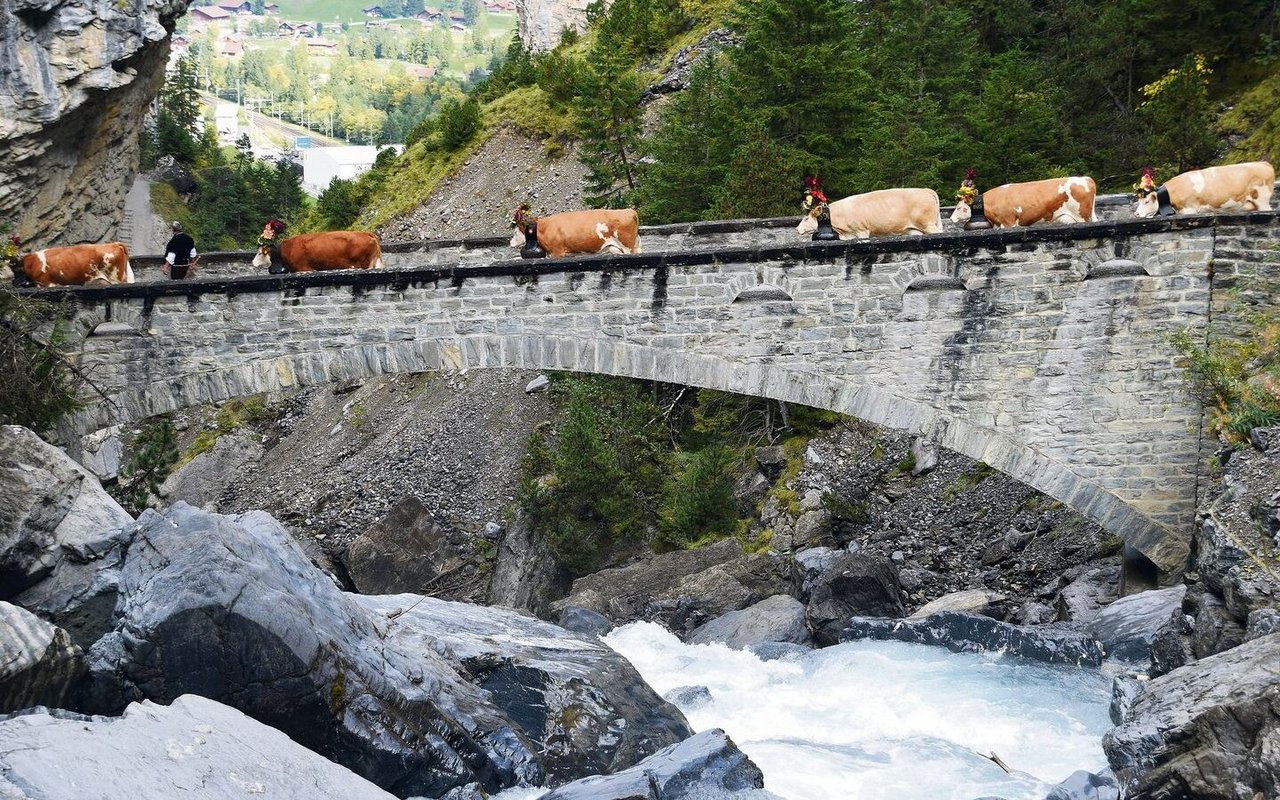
[39,210,1280,577]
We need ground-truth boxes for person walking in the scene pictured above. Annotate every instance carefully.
[163,221,198,279]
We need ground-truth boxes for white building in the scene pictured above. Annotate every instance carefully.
[301,145,403,195]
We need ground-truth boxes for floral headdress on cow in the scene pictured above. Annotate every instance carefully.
[801,176,828,213]
[258,219,287,248]
[2,233,21,277]
[1134,166,1158,199]
[956,168,979,205]
[512,203,533,229]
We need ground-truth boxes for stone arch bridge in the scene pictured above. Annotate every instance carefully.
[28,211,1280,577]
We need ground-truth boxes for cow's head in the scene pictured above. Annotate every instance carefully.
[796,178,828,235]
[252,243,273,270]
[510,203,535,248]
[1133,166,1160,218]
[795,202,824,235]
[951,168,979,224]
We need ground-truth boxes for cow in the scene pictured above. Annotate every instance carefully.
[796,188,943,239]
[251,231,384,272]
[1134,161,1275,218]
[509,208,640,258]
[950,176,1096,228]
[18,242,134,287]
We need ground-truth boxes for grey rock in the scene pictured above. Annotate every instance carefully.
[539,729,777,800]
[83,503,688,796]
[525,374,550,393]
[489,511,569,617]
[1191,589,1246,658]
[842,612,1104,667]
[1015,600,1057,625]
[1043,769,1119,800]
[344,496,474,597]
[1103,633,1280,799]
[1087,586,1186,665]
[159,430,263,508]
[806,553,905,646]
[1056,566,1121,625]
[664,685,713,710]
[793,547,840,599]
[909,437,937,476]
[748,642,811,661]
[1109,676,1146,725]
[355,593,692,784]
[1246,607,1280,641]
[792,509,831,548]
[0,695,401,799]
[754,446,787,483]
[75,425,123,481]
[0,601,85,714]
[688,594,810,649]
[910,589,1007,619]
[0,425,134,599]
[1249,425,1279,454]
[558,606,614,637]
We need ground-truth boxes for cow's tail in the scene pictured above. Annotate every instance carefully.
[370,236,385,269]
[929,189,943,234]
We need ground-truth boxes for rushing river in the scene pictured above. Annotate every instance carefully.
[599,622,1114,800]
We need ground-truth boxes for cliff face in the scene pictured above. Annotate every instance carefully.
[516,0,605,52]
[0,0,188,247]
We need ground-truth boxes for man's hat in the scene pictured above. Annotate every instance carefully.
[171,221,182,232]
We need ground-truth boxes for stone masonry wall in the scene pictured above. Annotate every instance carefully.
[36,212,1280,575]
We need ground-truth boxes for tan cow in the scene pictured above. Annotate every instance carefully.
[251,231,384,272]
[1134,161,1275,218]
[797,188,942,239]
[509,208,640,258]
[950,177,1096,228]
[19,242,134,287]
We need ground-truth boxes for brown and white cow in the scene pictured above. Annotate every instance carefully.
[950,177,1096,228]
[1134,161,1275,218]
[797,188,942,239]
[18,242,134,287]
[251,231,384,272]
[509,208,640,258]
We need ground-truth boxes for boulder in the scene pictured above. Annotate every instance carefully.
[0,601,85,713]
[0,695,400,799]
[664,686,713,710]
[1086,586,1186,665]
[688,594,811,649]
[1104,633,1280,800]
[0,425,134,598]
[805,553,905,646]
[793,546,841,599]
[754,446,787,483]
[1043,769,1119,800]
[558,606,614,637]
[538,729,778,800]
[909,589,1007,619]
[842,612,1104,667]
[82,503,689,797]
[489,511,570,617]
[1196,443,1280,622]
[159,430,263,509]
[354,594,692,783]
[909,437,937,476]
[1055,566,1121,625]
[344,496,473,597]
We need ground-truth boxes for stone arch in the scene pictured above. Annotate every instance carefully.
[65,332,1186,574]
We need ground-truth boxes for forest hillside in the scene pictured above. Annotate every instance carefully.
[354,0,1280,230]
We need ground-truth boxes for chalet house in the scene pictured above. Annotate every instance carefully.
[189,5,231,29]
[417,6,444,21]
[217,1,252,13]
[362,4,386,17]
[306,37,339,53]
[217,37,244,57]
[406,64,437,80]
[448,21,465,32]
[264,2,280,13]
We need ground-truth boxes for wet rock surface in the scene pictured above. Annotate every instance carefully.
[842,612,1105,667]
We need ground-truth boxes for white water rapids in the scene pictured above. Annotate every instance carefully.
[602,621,1113,800]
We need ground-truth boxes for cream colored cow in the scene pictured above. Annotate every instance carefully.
[797,188,942,240]
[1134,162,1275,217]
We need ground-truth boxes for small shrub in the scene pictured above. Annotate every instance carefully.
[0,283,85,435]
[112,418,180,515]
[656,445,743,550]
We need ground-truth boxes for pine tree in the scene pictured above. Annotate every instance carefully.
[575,48,645,207]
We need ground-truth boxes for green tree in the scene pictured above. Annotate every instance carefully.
[111,419,179,516]
[1138,54,1217,173]
[437,96,481,149]
[0,284,85,436]
[316,178,363,228]
[656,446,742,550]
[575,48,645,207]
[163,54,203,135]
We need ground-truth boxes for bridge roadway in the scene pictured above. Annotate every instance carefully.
[28,208,1280,579]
